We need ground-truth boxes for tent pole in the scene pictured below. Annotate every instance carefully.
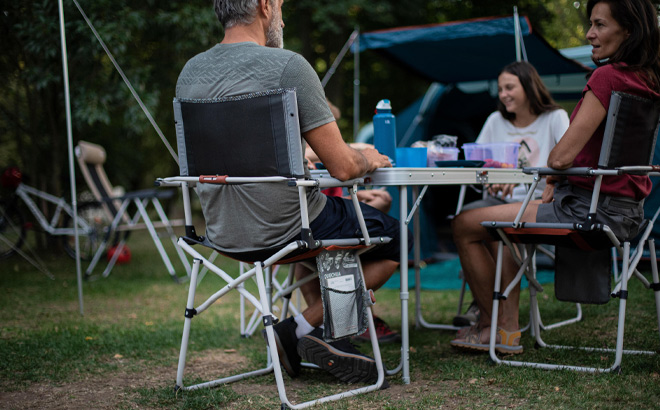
[514,6,521,62]
[353,26,360,140]
[321,29,359,88]
[58,0,84,315]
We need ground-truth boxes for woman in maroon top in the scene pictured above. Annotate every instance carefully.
[450,0,660,354]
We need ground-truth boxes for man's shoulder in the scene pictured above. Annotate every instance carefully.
[184,43,301,64]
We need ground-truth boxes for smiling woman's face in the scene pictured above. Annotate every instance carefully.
[587,2,629,61]
[497,72,529,116]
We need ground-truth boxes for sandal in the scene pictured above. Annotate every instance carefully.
[450,327,523,355]
[495,328,523,354]
[450,325,489,352]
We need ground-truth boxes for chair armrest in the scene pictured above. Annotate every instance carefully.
[522,167,594,176]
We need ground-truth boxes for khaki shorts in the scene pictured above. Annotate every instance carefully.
[536,182,644,241]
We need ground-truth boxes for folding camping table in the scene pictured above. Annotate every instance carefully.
[312,166,534,383]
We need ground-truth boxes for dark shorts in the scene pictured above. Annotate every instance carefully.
[309,195,409,262]
[536,182,645,241]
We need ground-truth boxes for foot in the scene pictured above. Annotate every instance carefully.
[455,322,479,339]
[352,316,401,344]
[262,317,301,377]
[452,300,480,328]
[297,328,382,384]
[450,325,523,355]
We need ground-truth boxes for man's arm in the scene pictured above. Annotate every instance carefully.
[304,122,391,181]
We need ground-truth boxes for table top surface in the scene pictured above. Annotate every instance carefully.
[311,167,535,186]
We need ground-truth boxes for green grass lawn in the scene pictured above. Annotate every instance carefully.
[1,230,660,409]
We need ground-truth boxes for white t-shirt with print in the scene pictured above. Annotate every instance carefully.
[476,108,569,202]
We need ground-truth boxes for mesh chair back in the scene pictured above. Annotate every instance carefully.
[173,89,305,178]
[599,91,660,168]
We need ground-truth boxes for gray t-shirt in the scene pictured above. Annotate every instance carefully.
[176,42,334,252]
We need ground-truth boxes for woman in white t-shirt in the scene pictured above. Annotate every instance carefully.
[470,61,569,204]
[452,61,569,340]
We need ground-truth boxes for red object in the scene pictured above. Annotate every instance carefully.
[107,245,132,264]
[321,187,343,197]
[1,167,22,189]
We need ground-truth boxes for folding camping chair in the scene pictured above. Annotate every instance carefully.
[483,91,660,372]
[75,140,190,282]
[158,88,389,408]
[414,179,581,333]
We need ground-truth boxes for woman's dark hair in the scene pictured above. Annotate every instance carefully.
[497,61,561,122]
[587,0,660,88]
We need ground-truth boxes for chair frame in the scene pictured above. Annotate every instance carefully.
[162,89,391,408]
[75,141,190,282]
[483,91,660,372]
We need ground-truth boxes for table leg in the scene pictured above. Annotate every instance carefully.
[399,185,410,384]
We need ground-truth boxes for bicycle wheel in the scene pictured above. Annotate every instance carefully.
[62,201,111,261]
[0,199,26,259]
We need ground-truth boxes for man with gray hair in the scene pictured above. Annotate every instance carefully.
[176,0,406,385]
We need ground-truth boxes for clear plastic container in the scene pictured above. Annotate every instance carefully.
[462,142,520,168]
[427,146,459,166]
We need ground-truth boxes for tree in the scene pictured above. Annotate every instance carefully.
[0,0,593,201]
[0,1,221,198]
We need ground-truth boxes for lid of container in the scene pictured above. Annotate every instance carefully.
[376,99,392,111]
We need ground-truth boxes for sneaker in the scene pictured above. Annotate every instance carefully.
[352,316,401,343]
[262,317,301,377]
[297,328,380,384]
[453,300,480,328]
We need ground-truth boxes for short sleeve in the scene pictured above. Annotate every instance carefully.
[585,65,615,112]
[475,112,499,143]
[550,109,569,144]
[280,54,335,133]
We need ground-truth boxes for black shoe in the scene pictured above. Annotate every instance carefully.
[262,317,301,377]
[297,328,381,384]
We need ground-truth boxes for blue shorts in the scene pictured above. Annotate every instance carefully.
[309,195,410,262]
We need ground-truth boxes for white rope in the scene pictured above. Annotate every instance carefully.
[71,0,179,165]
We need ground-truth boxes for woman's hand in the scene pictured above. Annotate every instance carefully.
[542,181,556,203]
[487,183,515,199]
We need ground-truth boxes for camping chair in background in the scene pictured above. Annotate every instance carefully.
[158,88,389,408]
[483,91,660,372]
[75,140,190,282]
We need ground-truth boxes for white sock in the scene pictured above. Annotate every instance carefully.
[294,314,314,339]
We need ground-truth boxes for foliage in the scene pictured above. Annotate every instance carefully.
[1,0,591,200]
[0,0,221,196]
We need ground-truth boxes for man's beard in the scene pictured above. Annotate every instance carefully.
[265,11,283,48]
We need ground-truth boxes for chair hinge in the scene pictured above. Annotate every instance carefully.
[493,291,506,300]
[185,308,197,318]
[650,282,660,291]
[262,315,278,327]
[612,290,628,299]
[301,228,319,249]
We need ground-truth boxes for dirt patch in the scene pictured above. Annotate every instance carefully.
[0,350,526,409]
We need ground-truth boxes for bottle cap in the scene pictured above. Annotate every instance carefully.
[376,99,392,111]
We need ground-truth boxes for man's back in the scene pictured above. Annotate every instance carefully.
[176,42,334,252]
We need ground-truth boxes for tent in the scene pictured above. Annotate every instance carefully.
[346,15,592,260]
[356,15,589,84]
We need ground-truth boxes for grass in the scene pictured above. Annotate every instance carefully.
[1,229,660,409]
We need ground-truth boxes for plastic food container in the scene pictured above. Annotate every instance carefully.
[427,146,459,167]
[462,142,520,168]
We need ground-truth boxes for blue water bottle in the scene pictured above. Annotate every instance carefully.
[373,99,397,166]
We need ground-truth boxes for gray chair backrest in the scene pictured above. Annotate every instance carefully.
[599,91,660,168]
[173,88,305,178]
